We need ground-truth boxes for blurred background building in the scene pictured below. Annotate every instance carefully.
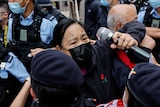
[51,0,85,23]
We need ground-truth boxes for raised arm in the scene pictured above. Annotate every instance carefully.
[10,77,31,107]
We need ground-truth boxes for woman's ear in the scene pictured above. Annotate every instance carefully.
[55,45,72,57]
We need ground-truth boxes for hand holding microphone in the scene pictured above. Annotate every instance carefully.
[97,27,138,50]
[97,27,150,60]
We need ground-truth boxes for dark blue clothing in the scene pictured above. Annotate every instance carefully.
[112,56,130,91]
[0,26,29,107]
[84,0,101,40]
[119,21,146,44]
[97,0,124,29]
[74,40,122,107]
[97,5,109,28]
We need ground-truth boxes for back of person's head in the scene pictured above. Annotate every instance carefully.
[127,62,160,107]
[0,0,7,4]
[0,1,9,13]
[107,4,137,30]
[30,50,83,107]
[52,18,83,47]
[37,0,53,11]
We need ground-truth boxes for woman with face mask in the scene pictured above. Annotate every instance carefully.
[46,18,140,106]
[30,15,147,106]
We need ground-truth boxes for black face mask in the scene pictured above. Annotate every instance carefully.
[69,43,92,68]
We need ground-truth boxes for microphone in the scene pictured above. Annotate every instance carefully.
[97,27,150,60]
[97,27,114,40]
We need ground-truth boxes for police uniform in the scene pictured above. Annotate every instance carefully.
[0,26,29,107]
[138,4,160,63]
[7,11,57,44]
[7,5,58,71]
[122,0,148,13]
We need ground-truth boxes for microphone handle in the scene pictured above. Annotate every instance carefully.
[106,31,150,60]
[130,45,150,59]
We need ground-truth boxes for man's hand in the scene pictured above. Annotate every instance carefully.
[110,32,138,50]
[31,48,56,57]
[30,48,45,57]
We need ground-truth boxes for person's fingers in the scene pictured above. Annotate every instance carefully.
[30,48,44,57]
[110,43,117,49]
[127,39,138,49]
[112,32,121,43]
[117,35,125,49]
[122,34,133,49]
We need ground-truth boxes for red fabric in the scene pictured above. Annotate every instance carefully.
[96,99,124,107]
[117,50,135,70]
[117,99,124,107]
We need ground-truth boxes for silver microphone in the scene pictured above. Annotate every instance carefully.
[97,27,114,40]
[97,27,150,60]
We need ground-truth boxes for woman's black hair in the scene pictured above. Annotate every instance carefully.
[52,18,83,47]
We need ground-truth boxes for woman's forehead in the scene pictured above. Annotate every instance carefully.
[64,23,85,34]
[66,23,83,30]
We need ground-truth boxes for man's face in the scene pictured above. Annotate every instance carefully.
[60,23,90,56]
[156,7,160,12]
[0,8,7,24]
[8,0,28,8]
[8,0,22,2]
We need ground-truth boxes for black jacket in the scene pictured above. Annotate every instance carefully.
[74,40,123,107]
[84,0,101,40]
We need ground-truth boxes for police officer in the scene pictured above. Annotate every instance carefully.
[122,0,148,12]
[37,0,67,22]
[0,1,30,107]
[37,0,54,12]
[84,0,101,40]
[138,0,160,63]
[0,0,9,47]
[7,0,58,72]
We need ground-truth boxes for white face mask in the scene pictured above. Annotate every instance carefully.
[128,0,136,3]
[8,0,27,14]
[100,0,111,7]
[149,0,160,8]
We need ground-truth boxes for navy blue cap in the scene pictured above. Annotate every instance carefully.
[31,50,83,88]
[37,0,51,4]
[127,62,160,107]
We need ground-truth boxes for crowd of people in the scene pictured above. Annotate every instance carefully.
[0,0,160,107]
